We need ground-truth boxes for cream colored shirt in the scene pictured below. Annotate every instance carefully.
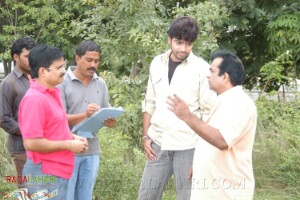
[191,86,257,200]
[142,50,215,150]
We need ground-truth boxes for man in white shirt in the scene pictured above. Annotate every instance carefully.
[138,16,215,200]
[167,51,257,200]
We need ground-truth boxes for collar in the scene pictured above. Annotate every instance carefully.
[218,86,243,99]
[160,49,195,64]
[30,79,59,93]
[13,68,28,79]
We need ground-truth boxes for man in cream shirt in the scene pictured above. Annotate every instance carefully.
[168,51,257,200]
[138,16,215,200]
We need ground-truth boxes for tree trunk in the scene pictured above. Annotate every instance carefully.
[3,60,12,76]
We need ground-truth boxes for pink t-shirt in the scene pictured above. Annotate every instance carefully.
[19,80,74,179]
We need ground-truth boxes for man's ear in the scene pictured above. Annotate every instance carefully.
[75,55,80,64]
[13,54,19,62]
[38,67,48,78]
[223,72,230,83]
[168,37,171,45]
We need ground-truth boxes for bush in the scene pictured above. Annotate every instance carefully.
[94,128,178,200]
[100,72,300,199]
[0,129,18,199]
[100,71,147,149]
[1,72,299,199]
[253,97,300,198]
[93,128,145,200]
[95,71,179,199]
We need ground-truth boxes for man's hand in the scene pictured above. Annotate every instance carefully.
[86,103,100,117]
[188,166,193,179]
[143,137,157,160]
[68,135,88,154]
[104,118,117,128]
[72,134,88,143]
[167,94,192,122]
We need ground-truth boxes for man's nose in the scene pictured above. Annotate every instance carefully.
[180,44,188,51]
[90,60,98,67]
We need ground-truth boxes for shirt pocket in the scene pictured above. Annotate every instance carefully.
[151,75,165,96]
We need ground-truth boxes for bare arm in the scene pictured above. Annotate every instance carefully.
[23,137,88,154]
[142,112,157,160]
[167,94,228,150]
[67,113,87,126]
[143,112,151,138]
[183,112,228,150]
[141,70,157,160]
[67,103,100,126]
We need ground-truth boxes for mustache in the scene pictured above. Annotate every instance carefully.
[87,67,96,72]
[178,51,187,54]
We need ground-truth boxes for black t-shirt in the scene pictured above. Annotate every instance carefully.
[168,57,182,84]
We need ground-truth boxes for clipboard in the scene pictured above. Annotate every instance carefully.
[71,107,124,138]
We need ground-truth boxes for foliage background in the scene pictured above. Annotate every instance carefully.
[1,84,299,199]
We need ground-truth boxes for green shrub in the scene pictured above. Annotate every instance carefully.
[100,72,300,199]
[254,97,300,198]
[94,128,179,200]
[100,71,147,149]
[2,73,300,199]
[93,128,145,200]
[0,129,18,199]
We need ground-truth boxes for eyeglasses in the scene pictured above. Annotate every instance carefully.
[47,62,67,72]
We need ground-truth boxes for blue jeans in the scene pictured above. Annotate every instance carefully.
[66,155,99,200]
[138,142,194,200]
[22,159,68,200]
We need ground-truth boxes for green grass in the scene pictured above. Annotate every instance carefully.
[1,123,299,200]
[0,128,18,199]
[254,188,299,200]
[95,128,300,200]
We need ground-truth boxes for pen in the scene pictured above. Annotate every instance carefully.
[84,100,101,110]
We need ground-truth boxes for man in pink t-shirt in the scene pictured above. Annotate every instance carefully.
[167,51,257,200]
[18,45,88,200]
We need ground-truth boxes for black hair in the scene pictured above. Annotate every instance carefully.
[211,51,245,86]
[75,41,101,57]
[10,37,36,58]
[29,45,64,78]
[167,16,199,43]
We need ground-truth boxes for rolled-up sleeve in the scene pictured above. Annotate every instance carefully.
[142,55,161,115]
[142,73,156,115]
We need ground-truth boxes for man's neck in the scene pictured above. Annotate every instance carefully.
[15,65,30,76]
[35,78,55,90]
[73,68,93,86]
